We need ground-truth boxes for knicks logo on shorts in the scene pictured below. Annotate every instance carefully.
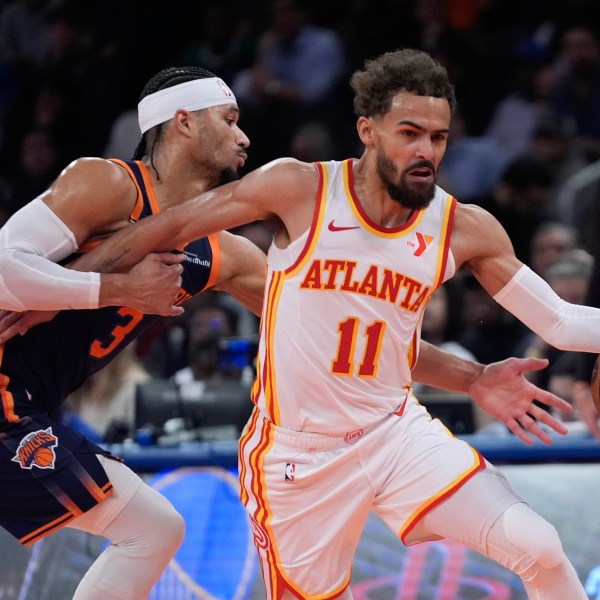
[11,427,58,470]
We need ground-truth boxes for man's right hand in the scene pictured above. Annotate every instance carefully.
[100,252,185,316]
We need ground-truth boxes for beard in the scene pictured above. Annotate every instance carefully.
[217,165,241,186]
[375,150,436,210]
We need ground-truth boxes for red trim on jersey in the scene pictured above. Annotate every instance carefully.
[261,272,284,423]
[238,407,261,506]
[284,162,325,275]
[400,448,485,545]
[433,195,457,290]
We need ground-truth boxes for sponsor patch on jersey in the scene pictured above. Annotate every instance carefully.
[408,232,434,257]
[344,428,364,444]
[11,427,58,470]
[285,463,295,482]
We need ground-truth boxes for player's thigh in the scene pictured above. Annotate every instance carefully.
[370,412,488,546]
[67,456,144,536]
[420,464,524,550]
[241,425,372,595]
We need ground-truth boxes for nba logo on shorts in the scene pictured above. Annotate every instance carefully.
[11,427,58,470]
[285,463,295,482]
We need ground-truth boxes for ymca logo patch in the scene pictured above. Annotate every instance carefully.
[407,232,434,257]
[12,427,58,470]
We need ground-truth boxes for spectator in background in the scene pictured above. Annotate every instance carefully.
[555,156,600,252]
[458,273,530,365]
[173,332,254,396]
[420,278,475,363]
[485,61,559,161]
[437,106,510,202]
[0,0,55,70]
[232,0,347,168]
[179,0,256,84]
[142,293,239,379]
[289,120,336,163]
[529,221,579,279]
[519,249,593,391]
[546,352,588,430]
[2,126,60,213]
[528,117,589,219]
[551,23,600,162]
[572,192,600,441]
[65,342,150,442]
[481,155,556,265]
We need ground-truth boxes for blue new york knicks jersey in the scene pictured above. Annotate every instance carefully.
[0,159,220,544]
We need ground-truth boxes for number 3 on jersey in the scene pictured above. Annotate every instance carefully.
[90,307,143,359]
[331,317,386,377]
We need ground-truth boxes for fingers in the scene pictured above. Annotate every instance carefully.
[532,389,573,413]
[0,324,24,344]
[151,252,185,266]
[0,312,27,344]
[509,356,550,373]
[505,418,534,445]
[532,407,569,436]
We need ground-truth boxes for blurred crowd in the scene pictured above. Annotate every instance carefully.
[2,0,600,440]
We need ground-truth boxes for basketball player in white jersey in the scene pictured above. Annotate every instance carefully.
[4,50,596,599]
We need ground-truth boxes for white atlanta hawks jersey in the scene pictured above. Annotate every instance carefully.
[253,159,457,435]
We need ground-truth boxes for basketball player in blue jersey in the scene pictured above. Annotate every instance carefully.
[0,62,592,599]
[76,49,600,599]
[0,67,267,600]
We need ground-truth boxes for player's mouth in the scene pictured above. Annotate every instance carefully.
[406,166,434,184]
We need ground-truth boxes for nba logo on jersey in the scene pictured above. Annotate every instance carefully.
[285,463,295,482]
[11,427,58,470]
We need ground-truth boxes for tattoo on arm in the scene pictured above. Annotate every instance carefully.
[100,247,131,273]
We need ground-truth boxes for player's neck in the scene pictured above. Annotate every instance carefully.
[353,157,416,228]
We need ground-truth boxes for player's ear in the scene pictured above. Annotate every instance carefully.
[357,116,374,146]
[173,109,193,138]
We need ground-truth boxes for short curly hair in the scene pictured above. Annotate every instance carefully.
[350,48,456,118]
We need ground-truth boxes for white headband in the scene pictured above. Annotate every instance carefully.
[138,77,237,134]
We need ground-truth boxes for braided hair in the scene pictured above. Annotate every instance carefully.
[133,66,217,179]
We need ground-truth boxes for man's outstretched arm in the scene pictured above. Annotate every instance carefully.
[413,342,572,445]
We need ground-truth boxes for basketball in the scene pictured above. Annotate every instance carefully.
[591,355,600,415]
[34,447,55,468]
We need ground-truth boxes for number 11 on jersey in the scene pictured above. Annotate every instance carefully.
[331,318,386,378]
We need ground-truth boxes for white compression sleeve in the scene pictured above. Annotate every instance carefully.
[0,198,100,311]
[493,264,600,352]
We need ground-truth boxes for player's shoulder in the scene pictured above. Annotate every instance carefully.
[63,156,126,177]
[453,200,498,229]
[255,157,318,183]
[245,157,320,203]
[58,156,135,186]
